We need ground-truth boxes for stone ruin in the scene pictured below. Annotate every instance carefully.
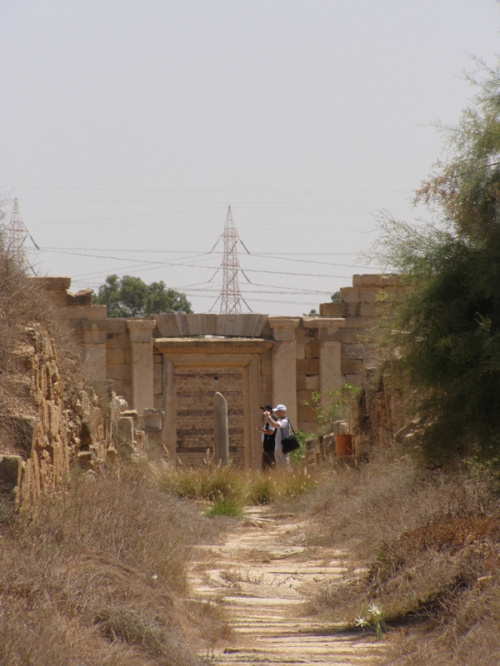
[46,274,405,462]
[0,273,407,510]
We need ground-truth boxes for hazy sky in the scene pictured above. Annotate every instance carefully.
[1,1,499,316]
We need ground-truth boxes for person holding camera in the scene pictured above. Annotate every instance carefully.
[263,404,291,468]
[259,404,276,469]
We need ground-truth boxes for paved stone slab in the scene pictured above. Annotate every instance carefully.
[190,506,386,665]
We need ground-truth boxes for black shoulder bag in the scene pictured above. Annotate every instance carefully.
[281,419,300,454]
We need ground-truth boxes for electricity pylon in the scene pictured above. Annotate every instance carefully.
[3,198,39,275]
[219,205,242,314]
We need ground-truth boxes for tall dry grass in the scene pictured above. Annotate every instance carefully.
[0,467,228,665]
[300,447,500,664]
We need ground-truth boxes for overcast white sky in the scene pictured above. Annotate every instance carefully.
[1,1,499,316]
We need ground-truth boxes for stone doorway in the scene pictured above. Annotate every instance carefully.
[155,339,273,469]
[175,365,245,467]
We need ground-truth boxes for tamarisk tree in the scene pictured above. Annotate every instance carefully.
[374,59,500,463]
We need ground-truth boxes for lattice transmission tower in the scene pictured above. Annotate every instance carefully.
[3,198,39,275]
[219,205,243,314]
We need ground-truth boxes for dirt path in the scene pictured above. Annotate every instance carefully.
[190,506,386,665]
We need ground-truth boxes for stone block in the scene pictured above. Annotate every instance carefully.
[107,365,131,381]
[297,405,312,422]
[344,316,378,329]
[341,359,364,375]
[344,302,360,317]
[62,305,107,320]
[344,374,363,387]
[319,302,346,317]
[352,273,401,287]
[297,359,320,376]
[296,375,307,390]
[342,343,378,360]
[358,288,380,303]
[305,375,320,391]
[261,360,273,377]
[334,328,363,344]
[296,343,306,360]
[106,348,127,365]
[359,302,387,317]
[154,376,163,395]
[305,342,319,359]
[340,287,361,303]
[105,332,130,350]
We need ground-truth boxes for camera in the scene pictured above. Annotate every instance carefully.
[260,404,273,412]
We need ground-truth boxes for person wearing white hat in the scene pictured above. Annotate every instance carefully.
[263,404,291,468]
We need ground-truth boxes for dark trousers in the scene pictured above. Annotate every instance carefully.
[262,450,276,470]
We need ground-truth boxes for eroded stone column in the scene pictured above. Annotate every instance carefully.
[126,319,156,415]
[268,317,300,426]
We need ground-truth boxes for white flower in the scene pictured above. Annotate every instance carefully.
[355,616,368,627]
[368,604,382,617]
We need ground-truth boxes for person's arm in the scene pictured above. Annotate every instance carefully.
[265,412,284,428]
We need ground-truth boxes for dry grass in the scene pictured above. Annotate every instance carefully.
[299,447,500,664]
[151,460,317,512]
[0,467,229,665]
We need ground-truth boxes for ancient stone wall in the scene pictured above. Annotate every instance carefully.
[29,273,406,468]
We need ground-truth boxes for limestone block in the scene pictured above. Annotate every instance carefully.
[359,302,388,317]
[32,276,72,292]
[297,359,320,376]
[127,319,155,344]
[106,365,131,382]
[334,328,364,344]
[296,343,306,360]
[154,376,163,396]
[62,305,107,320]
[297,405,312,423]
[345,303,361,317]
[352,273,401,287]
[104,319,129,334]
[261,359,272,377]
[340,287,361,303]
[319,302,346,317]
[305,375,320,391]
[302,317,345,330]
[344,374,363,387]
[268,317,300,341]
[341,359,364,375]
[358,288,380,303]
[342,343,378,360]
[297,390,312,405]
[106,348,127,365]
[143,409,164,430]
[343,316,378,329]
[106,331,130,350]
[118,417,135,457]
[305,343,319,359]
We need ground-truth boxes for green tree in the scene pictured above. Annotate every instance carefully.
[374,59,500,463]
[94,275,192,318]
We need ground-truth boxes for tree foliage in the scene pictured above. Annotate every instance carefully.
[374,59,500,463]
[93,275,192,318]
